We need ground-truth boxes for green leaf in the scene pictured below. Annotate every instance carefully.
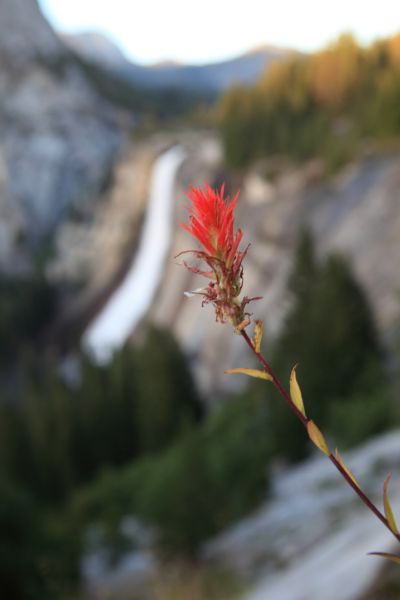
[307,420,330,456]
[383,474,399,534]
[290,365,306,417]
[368,552,400,565]
[253,320,264,354]
[225,368,273,382]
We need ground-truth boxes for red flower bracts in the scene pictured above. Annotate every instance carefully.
[179,183,259,328]
[181,183,243,266]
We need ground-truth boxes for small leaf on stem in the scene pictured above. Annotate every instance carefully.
[383,474,399,534]
[290,365,306,417]
[253,320,264,353]
[368,552,400,565]
[307,420,330,456]
[235,318,251,333]
[335,448,359,488]
[225,368,273,382]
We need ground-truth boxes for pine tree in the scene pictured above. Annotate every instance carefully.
[134,326,204,454]
[266,231,391,460]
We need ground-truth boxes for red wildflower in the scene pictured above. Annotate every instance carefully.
[179,183,260,328]
[181,183,243,267]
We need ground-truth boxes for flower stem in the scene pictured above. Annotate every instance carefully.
[240,328,400,544]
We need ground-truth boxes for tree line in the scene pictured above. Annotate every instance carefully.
[219,34,400,170]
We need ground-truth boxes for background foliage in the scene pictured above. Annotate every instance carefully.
[219,34,400,170]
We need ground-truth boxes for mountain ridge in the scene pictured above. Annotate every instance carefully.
[62,31,296,92]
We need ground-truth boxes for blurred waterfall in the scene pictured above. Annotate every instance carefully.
[82,145,185,362]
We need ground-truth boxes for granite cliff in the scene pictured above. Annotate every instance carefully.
[0,0,122,269]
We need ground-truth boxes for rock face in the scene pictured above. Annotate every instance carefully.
[0,0,61,62]
[61,31,128,71]
[47,135,171,339]
[82,429,400,600]
[204,430,400,600]
[0,0,122,267]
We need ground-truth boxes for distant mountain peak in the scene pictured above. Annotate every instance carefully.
[242,43,295,56]
[61,30,128,69]
[149,59,183,69]
[63,30,294,93]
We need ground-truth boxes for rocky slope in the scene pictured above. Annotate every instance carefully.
[0,0,122,269]
[0,0,61,61]
[61,31,128,71]
[47,134,173,342]
[82,429,400,600]
[207,430,400,600]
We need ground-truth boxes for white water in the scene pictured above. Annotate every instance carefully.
[82,145,186,363]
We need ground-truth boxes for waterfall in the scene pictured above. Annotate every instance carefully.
[82,145,185,363]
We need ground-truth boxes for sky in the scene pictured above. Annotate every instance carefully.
[38,0,400,66]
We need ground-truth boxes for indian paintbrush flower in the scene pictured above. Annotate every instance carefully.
[179,182,259,328]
